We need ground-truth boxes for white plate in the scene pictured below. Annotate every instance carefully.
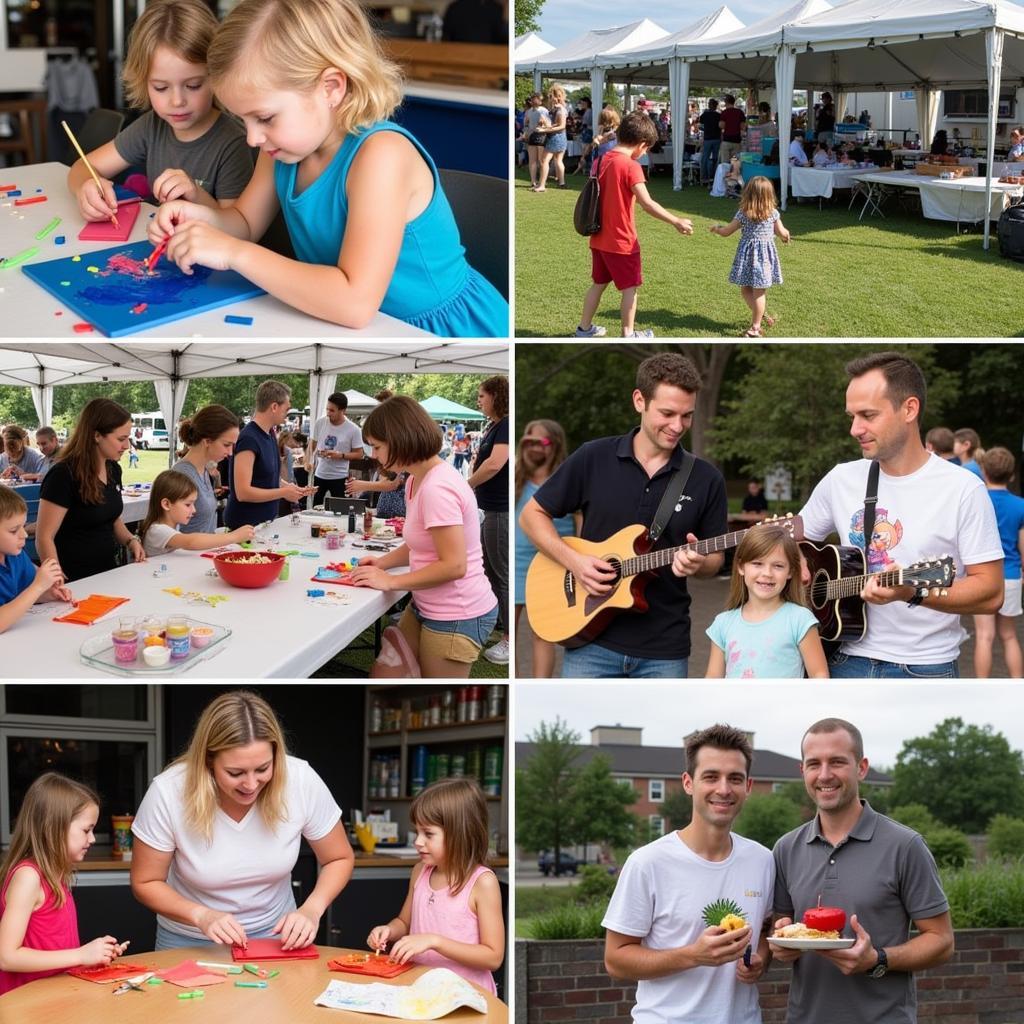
[768,937,855,950]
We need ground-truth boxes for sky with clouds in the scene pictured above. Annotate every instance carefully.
[529,1,773,48]
[514,682,1024,772]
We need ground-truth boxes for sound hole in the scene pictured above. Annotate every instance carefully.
[604,557,623,584]
[809,570,829,609]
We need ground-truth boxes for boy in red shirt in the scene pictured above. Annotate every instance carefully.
[575,112,693,339]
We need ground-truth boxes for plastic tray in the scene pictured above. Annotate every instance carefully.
[79,621,231,676]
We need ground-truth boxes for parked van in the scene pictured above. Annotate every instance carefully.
[130,412,169,450]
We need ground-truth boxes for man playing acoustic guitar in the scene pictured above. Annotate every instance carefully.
[519,353,727,678]
[800,352,1003,677]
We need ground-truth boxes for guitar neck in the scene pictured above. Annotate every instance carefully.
[825,566,905,599]
[621,529,750,578]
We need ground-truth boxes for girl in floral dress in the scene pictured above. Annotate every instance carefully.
[710,176,791,336]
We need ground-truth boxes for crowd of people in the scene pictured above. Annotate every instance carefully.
[518,351,1017,679]
[0,375,511,675]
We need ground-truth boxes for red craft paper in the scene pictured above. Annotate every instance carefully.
[154,959,228,988]
[68,962,155,983]
[231,939,319,961]
[328,956,413,979]
[78,201,140,242]
[53,594,130,625]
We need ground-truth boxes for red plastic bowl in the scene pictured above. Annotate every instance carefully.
[213,551,285,588]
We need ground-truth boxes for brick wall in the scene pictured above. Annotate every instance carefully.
[515,930,1024,1024]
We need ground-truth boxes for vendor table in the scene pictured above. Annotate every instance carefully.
[852,170,1023,226]
[119,490,150,525]
[0,163,429,338]
[789,164,864,198]
[3,512,408,678]
[0,945,507,1024]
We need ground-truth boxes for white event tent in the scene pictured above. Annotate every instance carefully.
[0,341,507,459]
[514,32,556,63]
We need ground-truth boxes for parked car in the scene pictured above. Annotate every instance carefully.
[537,850,579,877]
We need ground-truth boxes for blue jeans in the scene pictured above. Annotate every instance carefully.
[700,139,720,182]
[562,643,688,679]
[829,652,960,679]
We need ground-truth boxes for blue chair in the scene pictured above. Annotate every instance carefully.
[17,484,41,562]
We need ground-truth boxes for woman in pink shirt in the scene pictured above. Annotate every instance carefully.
[350,396,497,677]
[0,773,127,996]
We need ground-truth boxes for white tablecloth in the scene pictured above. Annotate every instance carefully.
[789,165,864,198]
[119,491,150,524]
[3,513,408,678]
[0,163,430,338]
[853,171,1023,223]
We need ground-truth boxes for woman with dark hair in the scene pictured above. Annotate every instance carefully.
[173,405,241,534]
[36,399,146,581]
[349,396,497,678]
[468,375,509,665]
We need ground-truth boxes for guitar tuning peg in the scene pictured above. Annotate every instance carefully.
[940,588,948,597]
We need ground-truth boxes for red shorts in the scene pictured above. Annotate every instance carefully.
[591,246,642,290]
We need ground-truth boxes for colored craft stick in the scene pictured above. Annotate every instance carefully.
[177,990,205,999]
[73,322,94,333]
[235,981,268,988]
[0,184,15,191]
[4,190,22,196]
[61,119,118,229]
[196,961,242,973]
[224,314,253,325]
[145,237,169,273]
[14,195,47,206]
[1,246,39,269]
[35,216,61,240]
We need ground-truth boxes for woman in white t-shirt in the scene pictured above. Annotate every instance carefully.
[131,691,354,950]
[349,396,497,678]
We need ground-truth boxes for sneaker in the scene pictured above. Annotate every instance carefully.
[574,323,607,338]
[482,638,510,665]
[627,329,655,338]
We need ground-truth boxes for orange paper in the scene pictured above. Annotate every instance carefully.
[53,594,129,625]
[328,955,413,978]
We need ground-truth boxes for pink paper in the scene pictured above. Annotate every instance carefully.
[154,959,228,988]
[78,201,140,242]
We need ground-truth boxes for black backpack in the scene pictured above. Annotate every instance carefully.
[573,154,604,236]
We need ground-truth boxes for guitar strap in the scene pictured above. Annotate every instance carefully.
[648,449,696,543]
[862,460,880,562]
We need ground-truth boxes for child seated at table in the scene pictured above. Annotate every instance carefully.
[0,488,73,635]
[724,154,744,199]
[812,140,832,167]
[138,469,254,557]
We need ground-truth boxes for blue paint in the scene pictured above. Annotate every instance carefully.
[54,235,65,245]
[22,240,264,337]
[224,314,253,325]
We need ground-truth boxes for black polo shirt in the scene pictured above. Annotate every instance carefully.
[533,429,727,659]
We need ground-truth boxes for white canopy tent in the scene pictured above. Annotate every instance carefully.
[514,32,555,63]
[0,341,507,459]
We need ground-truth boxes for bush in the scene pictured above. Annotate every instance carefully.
[890,803,940,836]
[942,859,1024,927]
[515,885,577,923]
[734,793,802,849]
[987,815,1024,861]
[575,864,618,906]
[923,826,973,869]
[524,901,607,940]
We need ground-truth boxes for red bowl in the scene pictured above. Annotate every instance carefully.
[213,551,285,588]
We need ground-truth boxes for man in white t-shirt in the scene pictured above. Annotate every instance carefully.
[800,351,1003,677]
[602,724,775,1024]
[308,392,365,509]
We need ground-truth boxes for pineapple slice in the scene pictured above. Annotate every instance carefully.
[701,898,745,928]
[719,913,747,931]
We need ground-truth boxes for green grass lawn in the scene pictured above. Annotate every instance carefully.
[514,167,1024,337]
[120,448,175,484]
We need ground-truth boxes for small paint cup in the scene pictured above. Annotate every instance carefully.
[190,626,215,649]
[324,530,341,550]
[112,628,139,663]
[167,615,191,660]
[310,524,321,538]
[143,645,170,667]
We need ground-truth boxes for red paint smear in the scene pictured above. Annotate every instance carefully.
[104,253,149,278]
[131,302,148,314]
[54,311,62,316]
[73,323,94,333]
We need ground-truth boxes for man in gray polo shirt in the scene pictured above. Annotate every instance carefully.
[772,718,953,1024]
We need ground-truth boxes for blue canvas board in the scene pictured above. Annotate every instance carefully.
[22,240,264,337]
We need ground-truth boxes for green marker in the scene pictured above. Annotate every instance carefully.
[177,989,205,999]
[146,977,164,985]
[35,216,61,240]
[0,246,39,269]
[235,980,268,989]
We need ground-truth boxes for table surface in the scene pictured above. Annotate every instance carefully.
[5,512,407,678]
[0,163,429,338]
[854,170,1024,193]
[0,945,508,1024]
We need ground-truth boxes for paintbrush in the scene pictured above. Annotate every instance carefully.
[61,120,119,230]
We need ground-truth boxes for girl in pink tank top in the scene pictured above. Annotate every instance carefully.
[367,778,504,994]
[0,773,128,996]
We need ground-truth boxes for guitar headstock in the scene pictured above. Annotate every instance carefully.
[902,555,956,592]
[755,513,805,542]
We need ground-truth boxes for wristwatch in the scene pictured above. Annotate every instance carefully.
[906,592,925,608]
[868,947,888,978]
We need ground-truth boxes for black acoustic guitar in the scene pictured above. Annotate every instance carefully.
[800,541,956,642]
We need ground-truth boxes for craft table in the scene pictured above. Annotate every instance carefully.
[789,164,864,198]
[0,945,508,1024]
[852,170,1024,225]
[0,163,430,338]
[119,490,151,525]
[3,512,408,678]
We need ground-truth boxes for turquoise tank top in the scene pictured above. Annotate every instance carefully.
[274,122,508,337]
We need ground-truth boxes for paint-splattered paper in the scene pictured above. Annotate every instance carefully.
[22,240,263,336]
[313,968,488,1018]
